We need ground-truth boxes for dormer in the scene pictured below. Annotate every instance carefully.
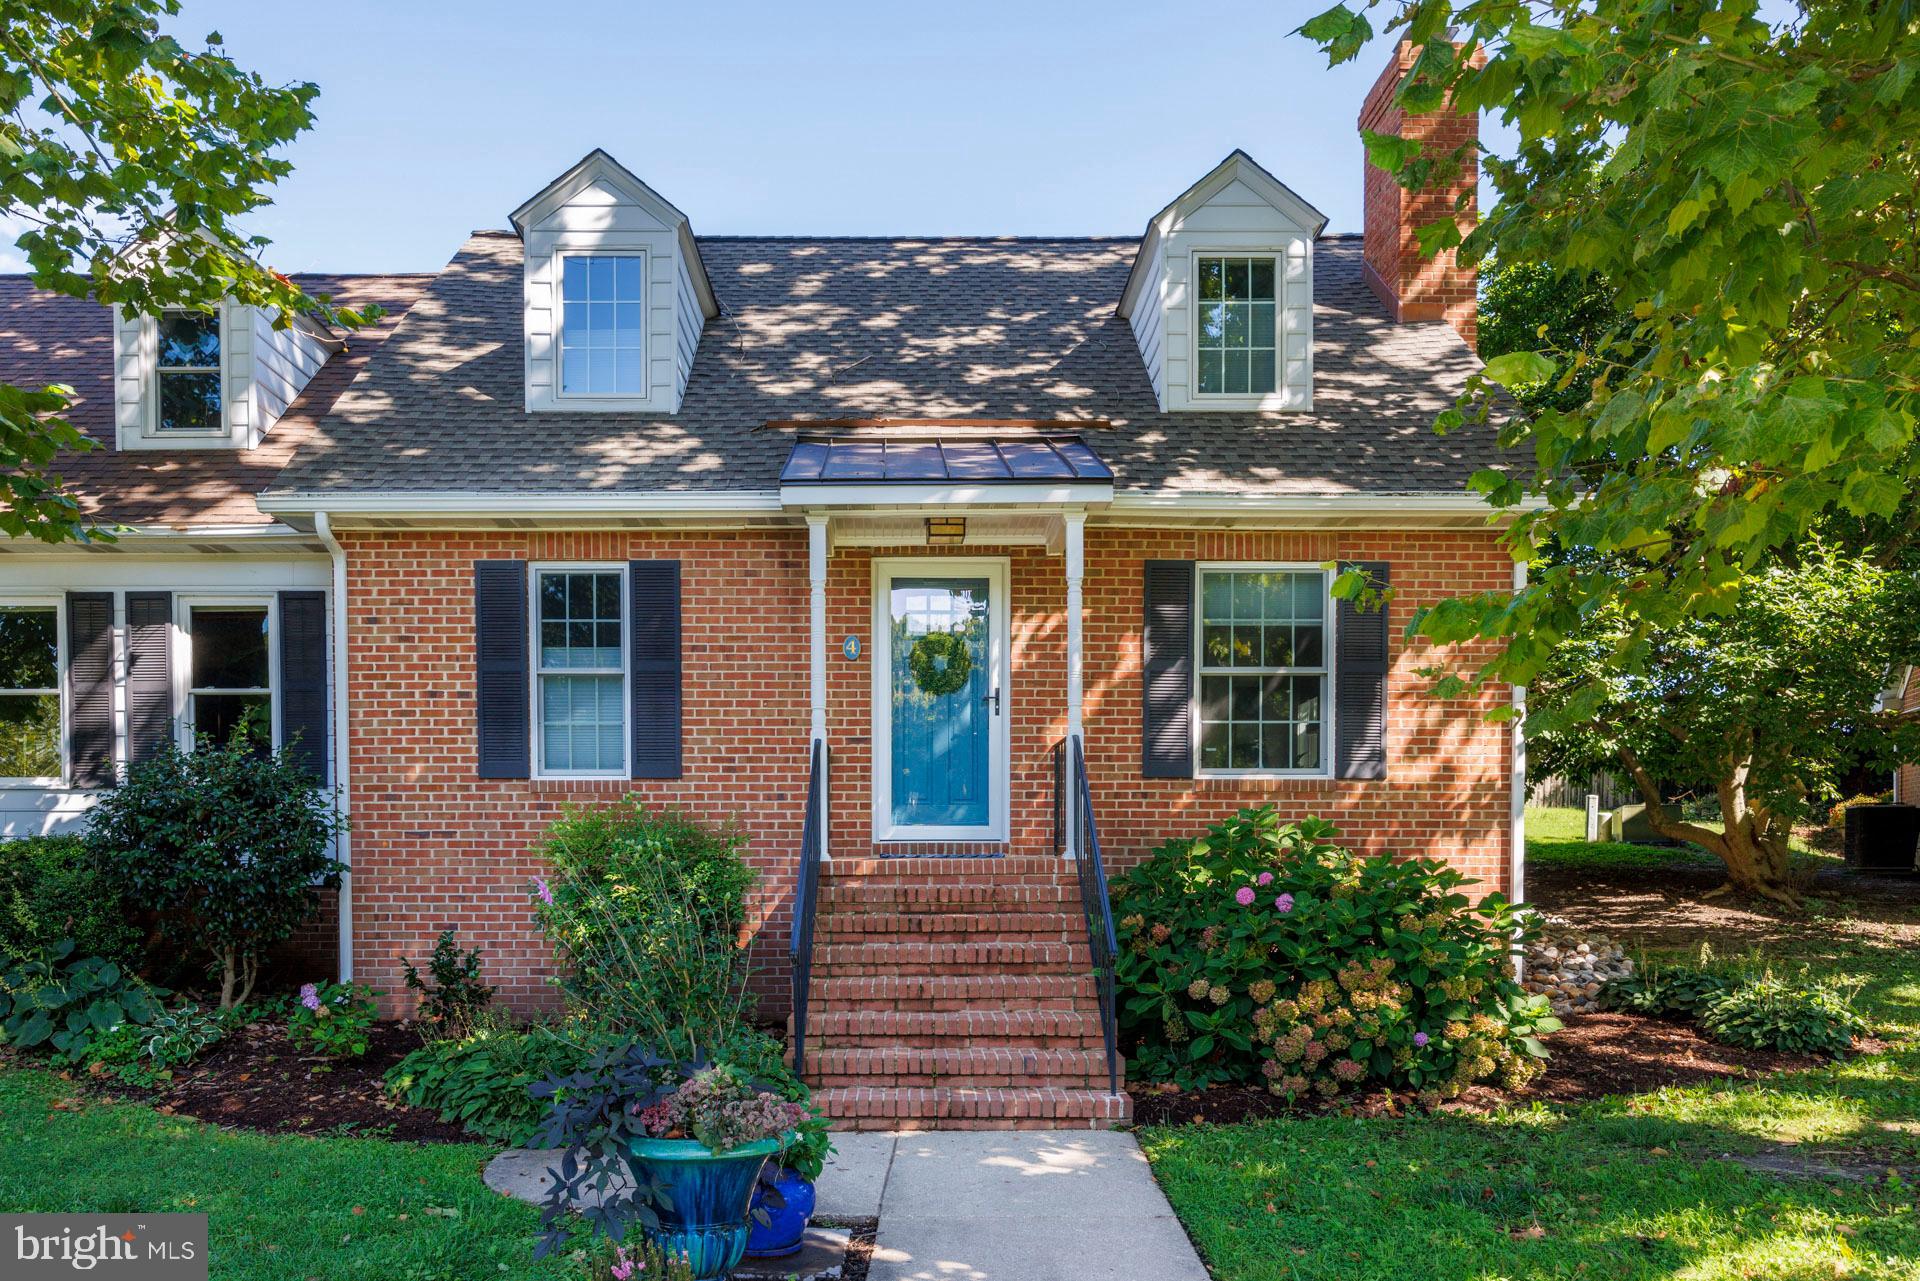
[1118,151,1328,413]
[112,299,341,451]
[511,150,718,415]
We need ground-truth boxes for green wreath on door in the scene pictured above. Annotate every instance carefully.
[907,631,973,697]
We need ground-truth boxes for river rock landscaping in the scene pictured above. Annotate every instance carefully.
[1520,916,1634,1014]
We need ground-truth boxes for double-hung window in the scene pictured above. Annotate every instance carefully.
[0,604,62,781]
[186,604,273,750]
[558,255,645,397]
[1195,256,1277,396]
[155,310,223,433]
[1196,567,1328,774]
[534,568,627,775]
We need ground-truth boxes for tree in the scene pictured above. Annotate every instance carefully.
[1528,546,1920,904]
[1476,258,1619,415]
[84,735,345,1007]
[1,0,377,543]
[1298,1,1920,697]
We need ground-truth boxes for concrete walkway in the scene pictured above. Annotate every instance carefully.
[487,1130,1209,1281]
[822,1131,1208,1281]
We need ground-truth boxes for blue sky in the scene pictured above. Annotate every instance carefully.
[66,1,1520,273]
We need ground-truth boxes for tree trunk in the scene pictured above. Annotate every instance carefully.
[218,949,236,1010]
[1617,747,1801,906]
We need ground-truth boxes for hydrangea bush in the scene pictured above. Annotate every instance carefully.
[1112,808,1558,1102]
[286,981,377,1058]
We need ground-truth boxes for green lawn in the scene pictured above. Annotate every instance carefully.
[1524,803,1840,874]
[0,1067,570,1280]
[1141,824,1920,1281]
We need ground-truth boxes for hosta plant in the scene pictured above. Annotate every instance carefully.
[1700,972,1866,1057]
[1112,808,1557,1102]
[0,941,165,1062]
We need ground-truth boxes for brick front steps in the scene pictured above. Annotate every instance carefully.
[796,855,1130,1131]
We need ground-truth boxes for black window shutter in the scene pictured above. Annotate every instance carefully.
[1334,561,1391,781]
[66,592,115,789]
[278,591,328,782]
[474,561,530,779]
[125,591,172,769]
[628,560,682,779]
[1142,560,1194,778]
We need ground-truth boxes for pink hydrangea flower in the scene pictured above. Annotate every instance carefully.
[299,983,321,1012]
[1273,893,1295,914]
[1256,872,1274,886]
[534,876,554,906]
[1234,886,1256,907]
[1413,1032,1429,1047]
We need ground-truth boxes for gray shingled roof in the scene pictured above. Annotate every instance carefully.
[269,233,1501,500]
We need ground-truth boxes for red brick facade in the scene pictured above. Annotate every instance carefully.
[1358,41,1482,349]
[341,523,1516,1018]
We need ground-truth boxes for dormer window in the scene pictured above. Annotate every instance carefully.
[559,254,645,397]
[155,310,223,433]
[1195,257,1278,397]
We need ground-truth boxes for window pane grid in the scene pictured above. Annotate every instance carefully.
[1195,256,1278,396]
[1197,570,1326,773]
[537,570,625,774]
[560,255,645,396]
[0,605,59,778]
[157,311,221,433]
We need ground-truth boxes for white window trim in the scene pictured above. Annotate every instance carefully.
[174,595,280,753]
[1191,562,1336,780]
[529,562,630,780]
[869,556,1011,843]
[1185,247,1294,412]
[148,306,229,439]
[551,249,649,403]
[0,596,67,788]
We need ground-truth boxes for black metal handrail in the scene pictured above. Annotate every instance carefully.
[1068,735,1120,1096]
[789,737,826,1084]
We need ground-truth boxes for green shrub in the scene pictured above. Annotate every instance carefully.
[385,1018,582,1144]
[85,738,346,1007]
[1700,973,1866,1056]
[82,1002,232,1088]
[1111,808,1558,1100]
[1827,793,1889,830]
[400,927,494,1036]
[1600,963,1734,1017]
[287,981,377,1058]
[0,835,140,966]
[532,800,754,1056]
[0,941,164,1062]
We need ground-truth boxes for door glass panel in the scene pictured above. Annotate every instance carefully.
[888,576,990,829]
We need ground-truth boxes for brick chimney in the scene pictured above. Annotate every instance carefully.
[1358,41,1481,349]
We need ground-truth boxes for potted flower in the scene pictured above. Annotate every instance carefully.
[745,1109,832,1258]
[530,1043,806,1281]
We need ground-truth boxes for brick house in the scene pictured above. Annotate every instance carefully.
[0,44,1521,1128]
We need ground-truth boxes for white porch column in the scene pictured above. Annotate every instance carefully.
[807,514,829,746]
[1064,511,1086,856]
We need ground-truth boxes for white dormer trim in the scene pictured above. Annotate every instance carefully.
[1118,151,1329,414]
[112,301,340,452]
[512,149,717,415]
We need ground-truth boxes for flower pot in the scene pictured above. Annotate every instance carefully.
[745,1165,816,1258]
[626,1135,784,1281]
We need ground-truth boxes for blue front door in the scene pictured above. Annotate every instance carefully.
[887,575,992,830]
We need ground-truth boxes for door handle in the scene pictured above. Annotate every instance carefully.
[981,687,1001,715]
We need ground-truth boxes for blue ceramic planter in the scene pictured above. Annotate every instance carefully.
[627,1136,782,1281]
[745,1165,816,1258]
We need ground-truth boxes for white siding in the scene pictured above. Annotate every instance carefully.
[251,310,332,432]
[113,302,332,451]
[674,246,704,403]
[0,554,333,838]
[1128,235,1167,404]
[521,175,700,414]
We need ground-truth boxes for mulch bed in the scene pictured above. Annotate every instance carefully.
[96,1019,472,1143]
[1129,1007,1852,1127]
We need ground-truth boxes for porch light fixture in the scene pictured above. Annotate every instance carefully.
[925,517,967,545]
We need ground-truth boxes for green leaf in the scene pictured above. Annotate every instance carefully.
[1481,351,1557,390]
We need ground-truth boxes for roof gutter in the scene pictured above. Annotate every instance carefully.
[314,512,353,985]
[257,490,785,519]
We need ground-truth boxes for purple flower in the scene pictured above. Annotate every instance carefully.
[1273,893,1295,914]
[535,876,554,907]
[1413,1032,1429,1048]
[299,983,321,1012]
[1234,886,1256,907]
[1256,872,1274,886]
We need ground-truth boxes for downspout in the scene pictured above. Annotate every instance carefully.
[1510,558,1528,980]
[315,512,353,984]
